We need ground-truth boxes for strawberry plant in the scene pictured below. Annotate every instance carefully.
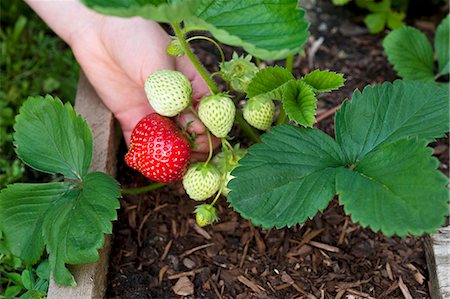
[0,96,121,286]
[383,14,449,81]
[1,0,448,289]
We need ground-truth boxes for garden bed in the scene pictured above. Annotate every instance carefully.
[103,1,449,298]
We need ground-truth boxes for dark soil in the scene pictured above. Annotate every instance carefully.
[106,1,448,298]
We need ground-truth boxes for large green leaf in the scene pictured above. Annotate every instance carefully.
[282,81,317,126]
[0,183,67,265]
[185,0,310,60]
[383,26,435,81]
[80,0,199,23]
[435,14,449,76]
[0,173,120,286]
[228,125,345,228]
[336,138,449,236]
[14,96,92,180]
[335,80,449,163]
[247,66,295,100]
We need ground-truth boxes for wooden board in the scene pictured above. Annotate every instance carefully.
[47,72,117,299]
[425,225,450,299]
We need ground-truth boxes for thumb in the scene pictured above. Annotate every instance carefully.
[175,55,211,101]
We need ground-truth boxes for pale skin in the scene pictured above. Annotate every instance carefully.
[25,0,219,160]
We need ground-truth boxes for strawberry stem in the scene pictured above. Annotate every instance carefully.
[188,105,214,164]
[171,23,219,94]
[122,182,166,195]
[186,36,225,64]
[235,111,262,143]
[209,186,223,207]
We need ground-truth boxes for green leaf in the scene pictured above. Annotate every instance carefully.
[364,12,386,34]
[383,26,435,81]
[0,183,66,265]
[336,138,449,236]
[386,11,405,30]
[0,173,120,286]
[228,125,346,228]
[14,96,93,180]
[5,285,24,298]
[35,260,50,281]
[21,269,34,290]
[300,69,345,93]
[282,81,317,126]
[80,0,199,23]
[247,66,295,100]
[435,14,449,76]
[335,80,449,163]
[185,0,310,60]
[332,0,351,5]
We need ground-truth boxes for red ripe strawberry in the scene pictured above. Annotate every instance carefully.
[125,113,190,183]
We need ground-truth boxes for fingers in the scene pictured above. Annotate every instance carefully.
[177,110,206,134]
[193,134,220,153]
[176,55,210,101]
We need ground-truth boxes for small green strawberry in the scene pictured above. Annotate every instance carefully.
[243,97,275,130]
[220,52,258,93]
[145,70,192,117]
[182,162,221,201]
[212,144,246,196]
[198,94,236,138]
[166,39,185,57]
[195,204,219,227]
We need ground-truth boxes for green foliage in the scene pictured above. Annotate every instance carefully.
[300,69,346,93]
[228,80,449,236]
[0,97,121,286]
[0,1,79,189]
[435,15,449,76]
[80,0,310,60]
[333,0,406,33]
[383,26,435,81]
[383,14,449,81]
[14,96,93,180]
[81,0,200,23]
[185,0,310,60]
[0,253,49,299]
[246,67,345,126]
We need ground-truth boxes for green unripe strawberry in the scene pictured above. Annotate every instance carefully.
[182,162,221,201]
[243,97,275,130]
[220,52,258,93]
[198,94,236,138]
[166,39,185,57]
[145,70,192,117]
[212,145,246,196]
[195,204,219,227]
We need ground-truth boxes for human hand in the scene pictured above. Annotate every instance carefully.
[67,16,219,160]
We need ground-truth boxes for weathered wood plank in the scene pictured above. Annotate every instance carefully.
[425,225,450,299]
[47,72,116,299]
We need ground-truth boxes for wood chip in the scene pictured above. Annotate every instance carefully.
[160,239,173,261]
[309,240,340,253]
[167,268,204,280]
[239,239,250,268]
[190,219,212,239]
[406,263,425,285]
[172,276,194,296]
[158,265,169,285]
[253,228,266,253]
[398,277,413,299]
[346,288,375,299]
[281,271,316,299]
[237,275,265,294]
[180,243,215,257]
[386,262,394,280]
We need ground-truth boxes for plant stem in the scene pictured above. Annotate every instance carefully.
[189,105,214,164]
[122,182,166,195]
[235,111,261,143]
[186,36,225,64]
[171,23,219,94]
[277,55,295,126]
[209,187,223,207]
